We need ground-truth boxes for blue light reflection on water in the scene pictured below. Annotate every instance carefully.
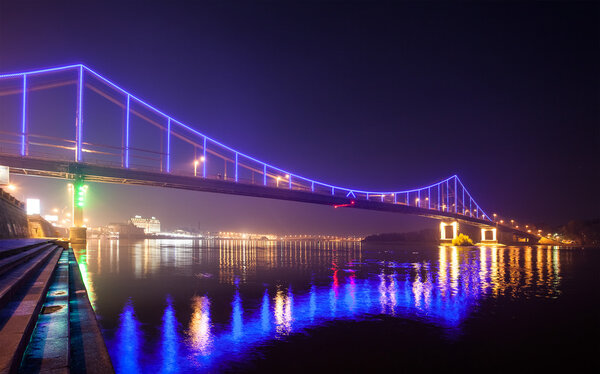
[114,298,141,373]
[91,242,562,373]
[161,295,179,374]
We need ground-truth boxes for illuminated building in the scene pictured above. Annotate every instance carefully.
[130,215,161,234]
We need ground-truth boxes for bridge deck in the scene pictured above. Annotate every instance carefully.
[0,153,535,240]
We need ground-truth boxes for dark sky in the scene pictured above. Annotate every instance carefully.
[1,1,599,234]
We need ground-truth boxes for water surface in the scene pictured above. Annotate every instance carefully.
[74,240,599,372]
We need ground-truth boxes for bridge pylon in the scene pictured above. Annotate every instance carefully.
[68,176,87,244]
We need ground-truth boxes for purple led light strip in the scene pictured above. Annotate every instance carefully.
[77,66,83,161]
[21,74,27,156]
[125,94,130,168]
[166,118,171,172]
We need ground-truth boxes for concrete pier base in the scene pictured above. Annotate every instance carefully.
[69,227,86,245]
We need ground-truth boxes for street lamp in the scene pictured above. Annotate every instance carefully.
[194,156,206,177]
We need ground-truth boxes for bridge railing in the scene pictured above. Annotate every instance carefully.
[0,64,492,222]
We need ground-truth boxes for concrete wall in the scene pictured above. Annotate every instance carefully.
[27,214,66,238]
[0,190,29,239]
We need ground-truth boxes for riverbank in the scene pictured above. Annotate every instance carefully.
[0,239,113,373]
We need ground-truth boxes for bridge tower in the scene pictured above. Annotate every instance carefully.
[69,176,87,244]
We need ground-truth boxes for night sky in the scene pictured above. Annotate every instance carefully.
[1,1,598,234]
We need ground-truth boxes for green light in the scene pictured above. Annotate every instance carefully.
[74,183,87,208]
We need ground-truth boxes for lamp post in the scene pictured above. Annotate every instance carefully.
[194,156,205,177]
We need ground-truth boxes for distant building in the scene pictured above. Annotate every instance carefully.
[130,215,161,234]
[107,222,145,237]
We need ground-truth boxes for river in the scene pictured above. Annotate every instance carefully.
[73,239,599,372]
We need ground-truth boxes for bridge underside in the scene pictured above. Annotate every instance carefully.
[1,153,512,230]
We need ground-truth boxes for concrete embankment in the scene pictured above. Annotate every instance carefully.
[0,239,113,373]
[0,191,28,239]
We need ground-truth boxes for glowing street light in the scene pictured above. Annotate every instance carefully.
[6,184,16,192]
[194,156,206,177]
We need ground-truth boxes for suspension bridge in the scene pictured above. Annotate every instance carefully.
[0,64,536,243]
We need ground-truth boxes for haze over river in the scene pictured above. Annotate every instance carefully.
[74,240,598,372]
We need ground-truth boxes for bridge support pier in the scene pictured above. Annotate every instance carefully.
[480,227,497,244]
[439,221,458,242]
[69,177,87,244]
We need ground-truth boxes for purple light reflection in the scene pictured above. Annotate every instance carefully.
[100,245,563,372]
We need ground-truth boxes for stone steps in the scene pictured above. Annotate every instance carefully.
[0,240,113,374]
[0,240,52,260]
[0,246,62,374]
[0,243,55,277]
[0,245,58,311]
